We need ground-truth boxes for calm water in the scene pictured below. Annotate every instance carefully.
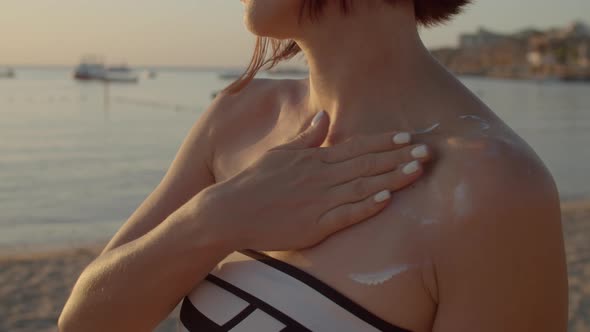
[1,68,589,250]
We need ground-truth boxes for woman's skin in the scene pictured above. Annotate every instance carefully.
[59,112,431,331]
[215,1,565,331]
[61,1,568,331]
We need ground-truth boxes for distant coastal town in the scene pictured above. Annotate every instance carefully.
[431,21,590,82]
[2,21,589,84]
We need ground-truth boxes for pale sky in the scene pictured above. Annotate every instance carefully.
[0,0,588,67]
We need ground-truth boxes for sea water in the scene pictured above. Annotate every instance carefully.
[1,68,589,249]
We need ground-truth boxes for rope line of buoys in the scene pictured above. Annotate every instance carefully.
[112,96,196,112]
[0,95,198,113]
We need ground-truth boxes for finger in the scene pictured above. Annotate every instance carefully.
[275,111,330,150]
[317,189,392,235]
[327,144,431,185]
[319,131,412,163]
[330,160,424,205]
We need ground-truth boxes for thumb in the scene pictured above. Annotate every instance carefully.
[277,111,330,150]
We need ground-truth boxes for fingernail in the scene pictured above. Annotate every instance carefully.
[402,160,421,175]
[393,132,411,145]
[311,111,326,127]
[374,190,391,203]
[411,145,429,158]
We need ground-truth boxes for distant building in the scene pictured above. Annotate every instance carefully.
[526,52,542,67]
[561,21,590,38]
[514,28,544,39]
[526,51,556,68]
[459,28,508,48]
[431,21,590,81]
[578,43,589,67]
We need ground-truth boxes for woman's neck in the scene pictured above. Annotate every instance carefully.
[294,2,448,143]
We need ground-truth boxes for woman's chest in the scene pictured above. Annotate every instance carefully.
[211,135,438,331]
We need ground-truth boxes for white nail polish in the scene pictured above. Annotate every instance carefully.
[402,161,420,175]
[311,111,326,127]
[374,190,391,203]
[411,145,429,158]
[393,132,411,145]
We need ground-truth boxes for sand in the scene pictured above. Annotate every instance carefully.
[0,247,180,332]
[562,201,590,331]
[1,202,589,332]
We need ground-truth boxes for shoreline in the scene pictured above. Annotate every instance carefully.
[1,198,589,331]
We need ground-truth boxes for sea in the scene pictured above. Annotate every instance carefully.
[1,68,589,251]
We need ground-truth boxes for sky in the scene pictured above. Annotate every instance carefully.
[0,0,589,67]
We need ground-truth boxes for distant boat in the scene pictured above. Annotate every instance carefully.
[103,65,139,83]
[218,70,243,80]
[74,56,106,81]
[146,70,157,79]
[73,56,138,83]
[0,67,15,79]
[267,67,308,76]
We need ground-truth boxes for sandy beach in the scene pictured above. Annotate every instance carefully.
[1,201,589,332]
[0,247,180,332]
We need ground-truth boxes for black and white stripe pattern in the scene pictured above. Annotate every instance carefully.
[179,251,410,332]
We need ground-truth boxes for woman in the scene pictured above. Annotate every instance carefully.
[61,0,568,331]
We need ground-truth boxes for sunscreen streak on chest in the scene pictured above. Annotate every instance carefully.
[348,264,417,286]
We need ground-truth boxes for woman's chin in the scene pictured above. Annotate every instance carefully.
[244,18,266,37]
[245,19,296,40]
[244,19,279,38]
[242,0,299,38]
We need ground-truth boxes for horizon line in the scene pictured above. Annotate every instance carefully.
[0,64,250,71]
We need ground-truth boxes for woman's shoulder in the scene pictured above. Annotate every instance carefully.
[209,78,307,123]
[426,135,567,329]
[197,78,308,174]
[197,78,305,145]
[431,129,560,228]
[423,130,566,322]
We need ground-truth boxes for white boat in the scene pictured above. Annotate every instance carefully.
[143,69,157,79]
[74,56,138,83]
[267,67,308,76]
[74,56,106,81]
[0,67,15,78]
[218,70,243,80]
[103,65,139,83]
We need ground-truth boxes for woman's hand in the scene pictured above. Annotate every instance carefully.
[58,111,432,332]
[195,111,432,251]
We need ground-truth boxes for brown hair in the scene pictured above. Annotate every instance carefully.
[224,0,471,93]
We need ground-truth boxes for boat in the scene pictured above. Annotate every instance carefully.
[74,56,106,81]
[218,70,243,80]
[0,67,15,78]
[103,65,139,83]
[73,56,139,83]
[146,69,157,79]
[267,67,309,76]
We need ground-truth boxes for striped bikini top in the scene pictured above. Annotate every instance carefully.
[179,250,411,332]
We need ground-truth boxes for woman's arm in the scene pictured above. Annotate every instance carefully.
[59,96,231,331]
[60,108,432,331]
[431,156,568,331]
[101,95,224,253]
[59,187,231,332]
